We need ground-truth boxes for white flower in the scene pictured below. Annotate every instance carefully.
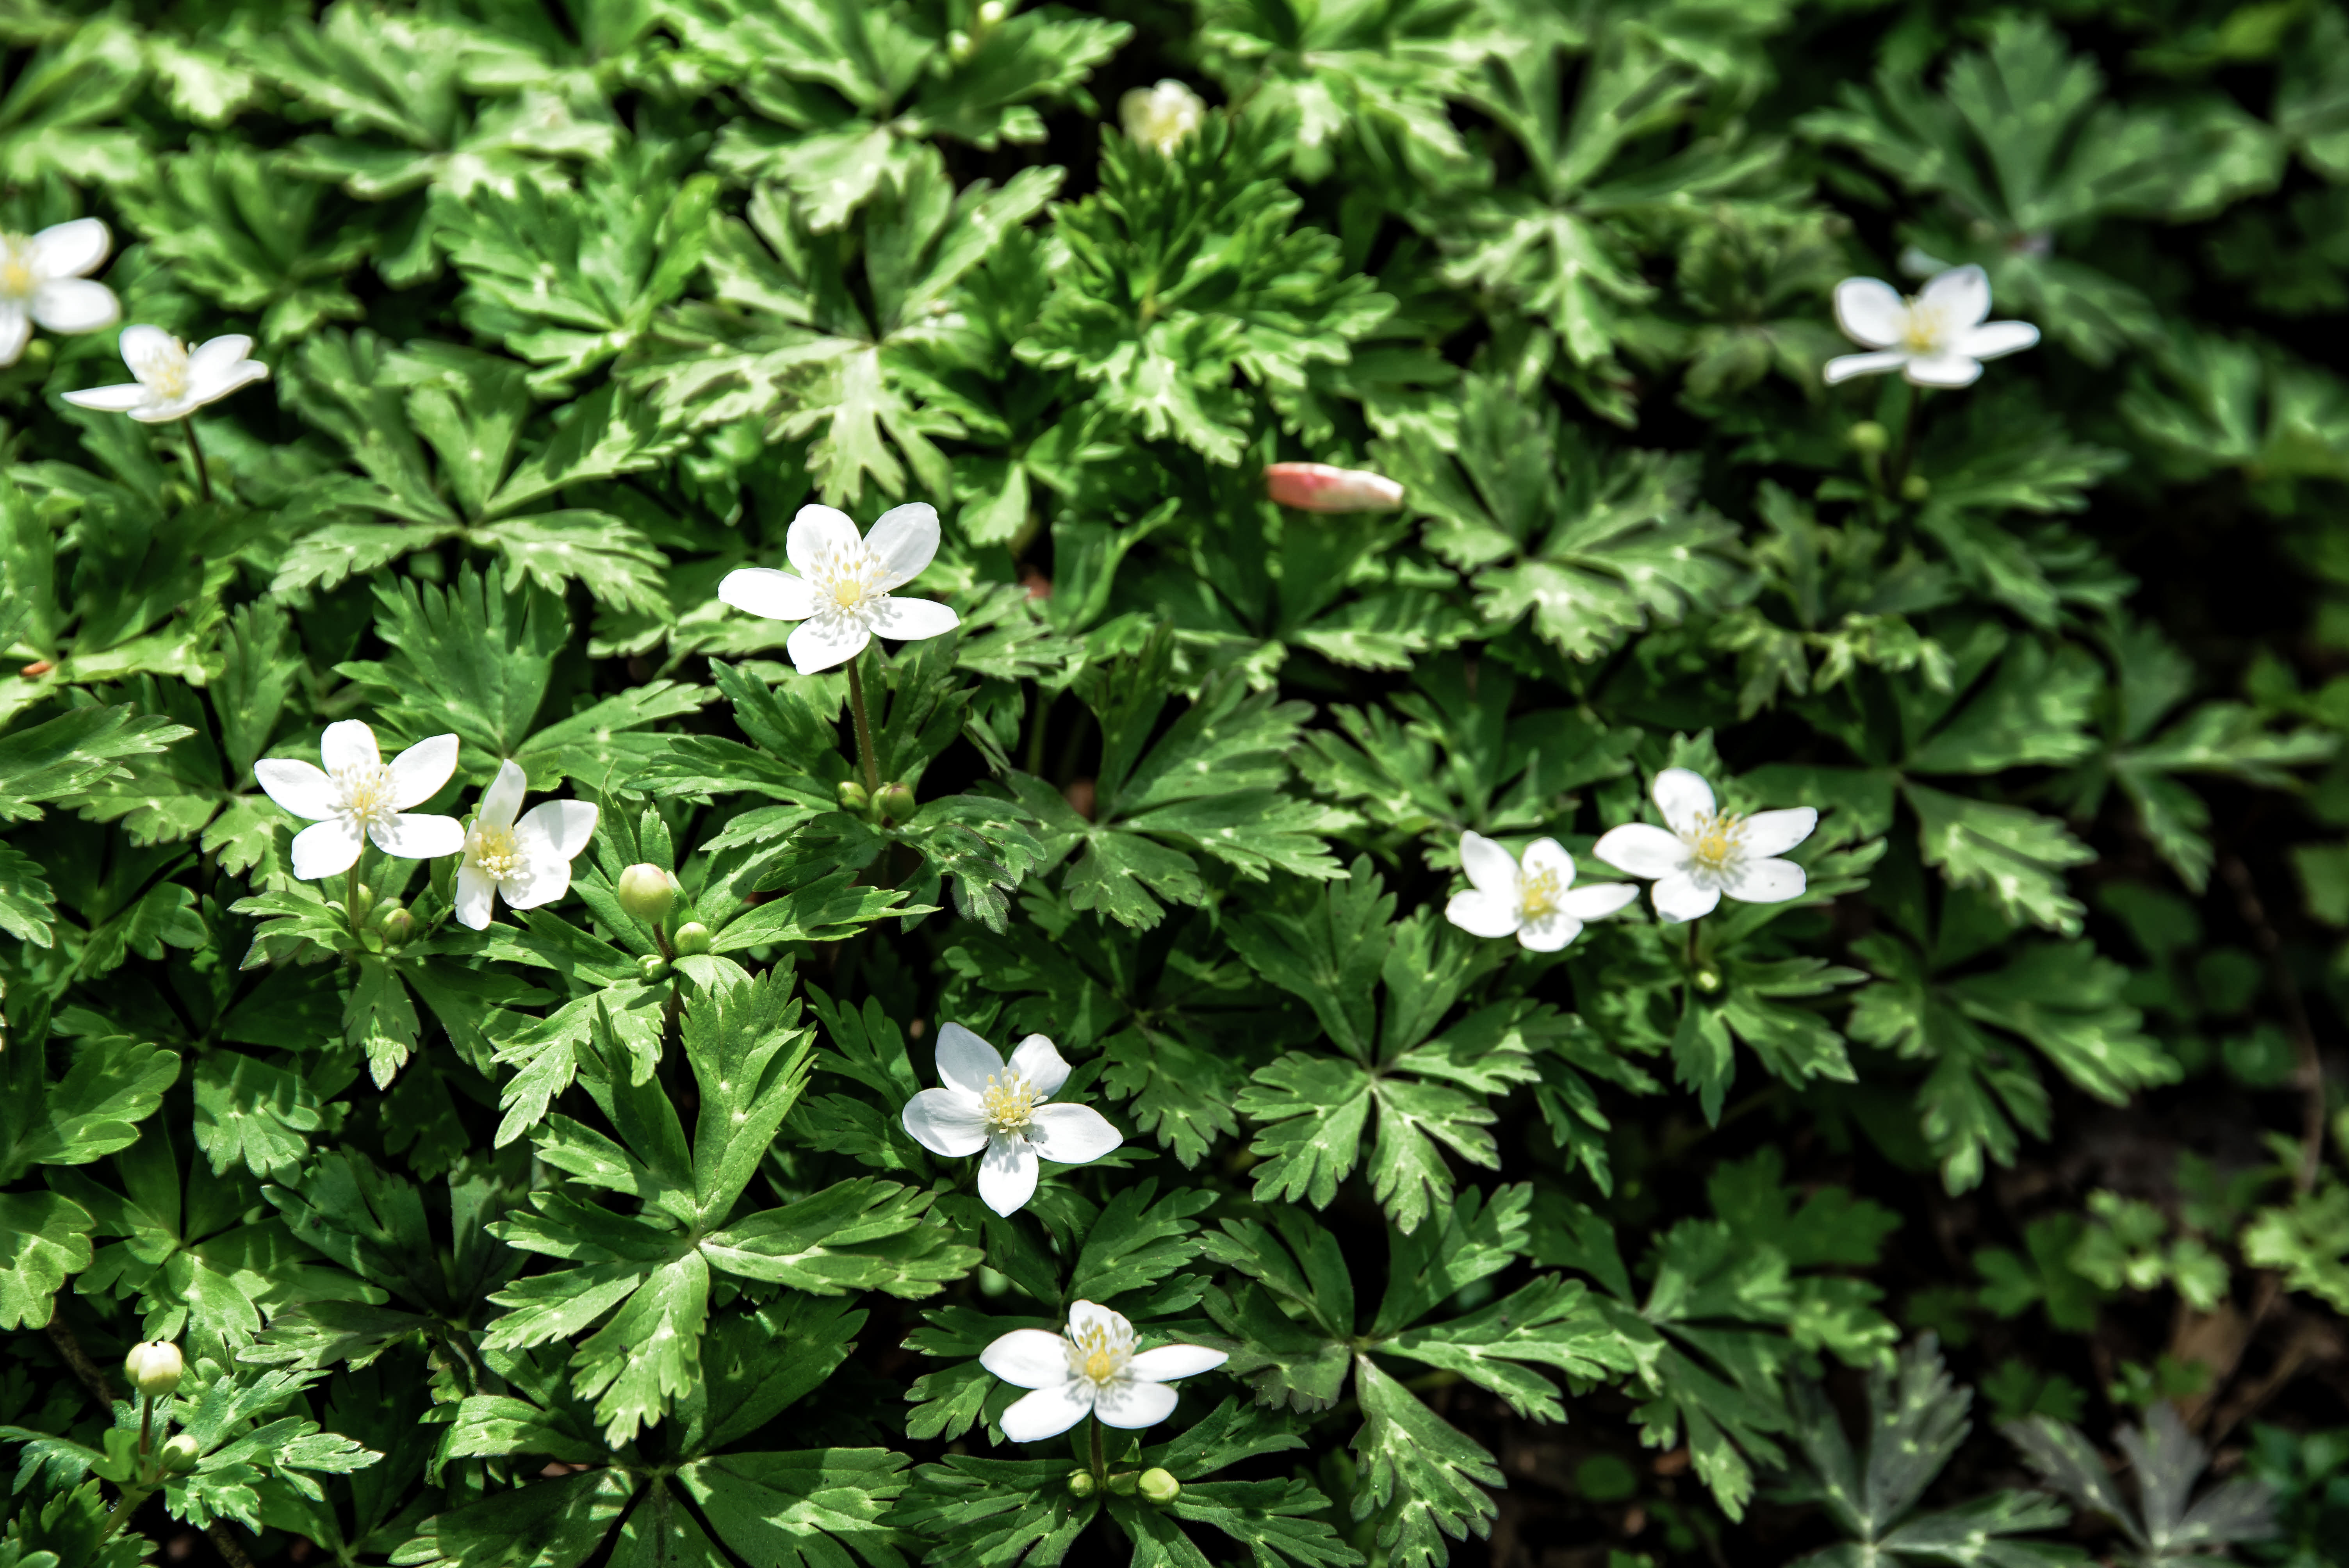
[453,760,600,930]
[717,502,961,676]
[1823,265,2039,389]
[980,1301,1227,1441]
[1121,79,1205,153]
[1444,832,1637,951]
[61,325,270,422]
[900,1024,1122,1217]
[0,219,119,367]
[253,720,466,882]
[1592,768,1817,924]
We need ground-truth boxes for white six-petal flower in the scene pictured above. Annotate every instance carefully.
[1823,264,2039,389]
[1592,769,1817,924]
[1444,832,1638,951]
[900,1024,1122,1217]
[0,219,119,367]
[454,760,600,930]
[253,721,466,882]
[717,502,961,675]
[61,325,270,423]
[1120,79,1206,153]
[980,1300,1226,1441]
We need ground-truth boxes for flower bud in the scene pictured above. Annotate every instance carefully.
[160,1433,201,1474]
[673,921,711,955]
[1121,79,1205,155]
[350,882,375,920]
[878,782,917,822]
[1264,461,1405,514]
[1846,421,1889,454]
[1694,968,1723,994]
[1138,1468,1180,1505]
[616,864,677,923]
[837,780,871,813]
[1900,474,1930,502]
[947,28,973,61]
[123,1340,184,1397]
[376,907,415,946]
[638,953,672,983]
[977,0,1007,25]
[1067,1470,1097,1498]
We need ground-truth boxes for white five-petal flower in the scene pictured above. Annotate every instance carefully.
[980,1301,1227,1441]
[253,720,466,882]
[61,325,270,422]
[1592,769,1817,925]
[1823,264,2039,389]
[718,502,961,675]
[1444,832,1638,951]
[1120,79,1206,153]
[454,760,600,930]
[0,219,119,367]
[900,1024,1123,1217]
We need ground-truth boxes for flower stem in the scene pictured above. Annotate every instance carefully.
[845,656,882,796]
[345,847,369,941]
[1888,381,1920,495]
[1089,1416,1106,1486]
[183,418,213,505]
[137,1392,151,1459]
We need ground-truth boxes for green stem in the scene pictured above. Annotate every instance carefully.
[137,1392,151,1459]
[1888,381,1921,495]
[346,856,363,938]
[845,656,882,795]
[1089,1416,1106,1486]
[183,418,213,504]
[96,1482,157,1544]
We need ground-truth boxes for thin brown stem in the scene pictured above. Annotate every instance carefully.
[845,657,882,795]
[207,1522,260,1568]
[183,418,214,504]
[45,1317,120,1406]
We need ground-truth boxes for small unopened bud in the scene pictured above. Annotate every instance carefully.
[19,659,53,678]
[1900,474,1930,501]
[977,0,1007,25]
[1264,461,1405,514]
[638,953,671,983]
[946,28,973,60]
[1138,1467,1180,1504]
[375,908,414,946]
[350,883,375,920]
[1067,1470,1097,1497]
[1847,421,1889,454]
[159,1433,201,1473]
[1120,79,1205,155]
[123,1340,184,1396]
[837,781,871,813]
[878,782,916,822]
[1694,968,1723,994]
[674,921,711,955]
[616,864,677,923]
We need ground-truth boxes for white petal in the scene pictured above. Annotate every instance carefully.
[0,305,29,367]
[477,759,527,829]
[1125,1344,1227,1383]
[501,852,572,911]
[1517,914,1583,952]
[1904,353,1984,388]
[1832,277,1909,347]
[454,862,499,930]
[185,358,269,406]
[1000,1382,1094,1442]
[866,596,959,642]
[863,502,941,590]
[29,217,109,278]
[787,616,870,675]
[319,719,380,776]
[1518,837,1576,887]
[1445,889,1520,940]
[1652,768,1715,833]
[977,1136,1041,1216]
[371,812,464,860]
[1739,807,1816,859]
[718,567,818,622]
[117,324,179,381]
[186,334,255,380]
[902,1089,990,1158]
[128,398,200,424]
[1092,1376,1179,1430]
[29,278,119,335]
[1723,857,1807,905]
[387,733,460,810]
[1823,349,1912,385]
[251,759,338,821]
[1650,873,1722,924]
[1007,1035,1071,1099]
[979,1329,1073,1390]
[1955,320,2039,362]
[1027,1103,1122,1165]
[785,504,861,579]
[1458,831,1519,899]
[60,382,151,413]
[519,799,599,861]
[1916,264,1991,330]
[1591,823,1689,880]
[290,818,364,881]
[1559,881,1640,921]
[934,1021,1005,1097]
[1067,1301,1130,1342]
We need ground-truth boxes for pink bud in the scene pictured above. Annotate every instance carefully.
[1264,462,1405,513]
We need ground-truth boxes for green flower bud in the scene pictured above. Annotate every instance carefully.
[1900,474,1930,501]
[638,953,672,983]
[837,780,870,813]
[978,0,1007,25]
[878,782,917,822]
[1138,1468,1180,1505]
[1694,968,1723,994]
[1847,420,1889,454]
[123,1340,184,1397]
[375,908,415,946]
[946,27,973,60]
[1067,1470,1097,1498]
[674,921,712,955]
[159,1433,201,1474]
[350,882,376,920]
[616,864,677,923]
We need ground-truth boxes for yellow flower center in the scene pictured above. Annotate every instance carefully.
[1684,810,1745,873]
[0,237,34,299]
[831,577,865,609]
[980,1073,1039,1132]
[1084,1350,1116,1383]
[471,823,522,881]
[1066,1319,1131,1386]
[1902,304,1947,354]
[335,763,398,827]
[128,335,191,400]
[1519,867,1563,922]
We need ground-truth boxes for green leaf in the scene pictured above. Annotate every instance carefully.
[0,705,196,824]
[1350,1356,1501,1568]
[0,1192,94,1330]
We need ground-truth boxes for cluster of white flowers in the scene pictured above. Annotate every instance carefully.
[253,721,597,930]
[1444,768,1820,949]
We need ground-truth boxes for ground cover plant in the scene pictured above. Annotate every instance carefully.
[4,0,2349,1564]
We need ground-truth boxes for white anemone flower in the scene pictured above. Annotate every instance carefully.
[1823,264,2039,388]
[454,760,600,930]
[717,502,961,676]
[1592,768,1817,924]
[253,720,466,882]
[980,1301,1227,1441]
[900,1024,1121,1217]
[61,325,270,422]
[1444,832,1638,951]
[0,219,119,366]
[1120,79,1205,153]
